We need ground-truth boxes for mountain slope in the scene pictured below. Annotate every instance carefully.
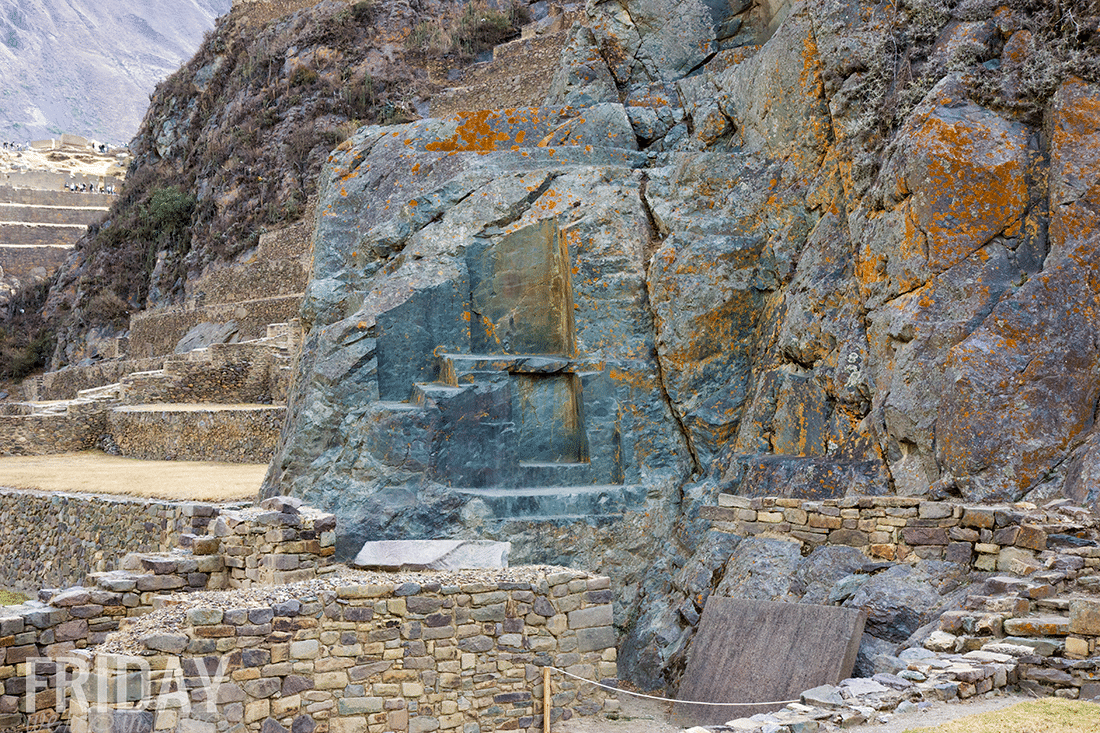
[0,0,232,144]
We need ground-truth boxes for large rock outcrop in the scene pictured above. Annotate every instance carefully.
[256,0,1100,690]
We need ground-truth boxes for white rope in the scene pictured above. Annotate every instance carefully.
[545,666,801,708]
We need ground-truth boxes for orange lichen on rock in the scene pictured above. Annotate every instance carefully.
[904,104,1029,273]
[1049,78,1100,248]
[423,108,545,153]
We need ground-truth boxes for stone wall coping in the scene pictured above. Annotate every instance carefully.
[0,485,246,509]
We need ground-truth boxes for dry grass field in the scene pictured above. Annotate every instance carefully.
[904,697,1100,733]
[0,450,263,501]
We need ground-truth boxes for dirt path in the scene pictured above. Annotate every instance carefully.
[0,450,263,501]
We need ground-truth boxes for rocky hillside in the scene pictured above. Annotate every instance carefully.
[0,0,232,144]
[24,0,528,370]
[253,0,1100,691]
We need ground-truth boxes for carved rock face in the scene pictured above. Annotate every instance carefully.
[263,0,1100,690]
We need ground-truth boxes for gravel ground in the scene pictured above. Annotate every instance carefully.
[554,689,1036,733]
[97,564,582,655]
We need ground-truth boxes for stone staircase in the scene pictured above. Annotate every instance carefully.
[1,217,312,464]
[348,216,649,523]
[927,543,1100,698]
[369,351,646,520]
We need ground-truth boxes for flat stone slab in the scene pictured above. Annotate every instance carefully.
[672,598,866,726]
[352,540,510,571]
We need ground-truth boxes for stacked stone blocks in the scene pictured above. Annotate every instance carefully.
[0,490,615,733]
[0,490,228,592]
[704,495,1072,571]
[122,571,617,733]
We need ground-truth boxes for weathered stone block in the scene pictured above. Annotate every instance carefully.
[567,605,612,630]
[901,527,948,545]
[1003,616,1070,636]
[1070,599,1100,635]
[828,529,868,547]
[576,626,616,654]
[945,542,973,564]
[353,540,510,571]
[673,598,864,726]
[339,697,384,715]
[962,509,995,529]
[1016,525,1048,551]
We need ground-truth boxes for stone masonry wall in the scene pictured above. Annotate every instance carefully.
[107,405,285,463]
[0,246,71,282]
[80,570,615,733]
[0,404,107,458]
[703,495,1073,572]
[0,494,616,733]
[0,491,223,591]
[0,186,113,208]
[128,297,302,359]
[21,357,167,401]
[0,170,122,192]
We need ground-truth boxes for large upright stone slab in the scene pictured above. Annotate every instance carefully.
[352,540,510,571]
[672,598,866,726]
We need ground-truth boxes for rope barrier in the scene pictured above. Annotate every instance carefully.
[545,666,801,708]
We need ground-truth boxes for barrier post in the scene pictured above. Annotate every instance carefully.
[543,666,551,732]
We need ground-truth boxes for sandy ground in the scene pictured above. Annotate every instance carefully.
[554,690,1036,733]
[0,450,263,501]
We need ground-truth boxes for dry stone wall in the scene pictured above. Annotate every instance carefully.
[703,495,1071,572]
[22,357,167,401]
[128,297,302,358]
[107,404,285,463]
[0,187,112,208]
[113,571,616,733]
[0,403,107,458]
[0,246,70,282]
[0,490,223,591]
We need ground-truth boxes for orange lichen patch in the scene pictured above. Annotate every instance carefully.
[423,108,547,153]
[1049,78,1100,247]
[905,107,1029,273]
[1002,30,1033,64]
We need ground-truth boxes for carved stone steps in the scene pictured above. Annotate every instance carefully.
[452,483,647,520]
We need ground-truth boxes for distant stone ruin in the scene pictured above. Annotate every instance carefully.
[0,140,124,304]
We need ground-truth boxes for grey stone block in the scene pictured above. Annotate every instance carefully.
[140,632,188,654]
[568,605,613,630]
[576,625,616,653]
[801,685,845,708]
[672,598,865,726]
[353,540,510,571]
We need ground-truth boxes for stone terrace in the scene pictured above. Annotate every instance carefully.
[0,182,111,298]
[3,215,312,464]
